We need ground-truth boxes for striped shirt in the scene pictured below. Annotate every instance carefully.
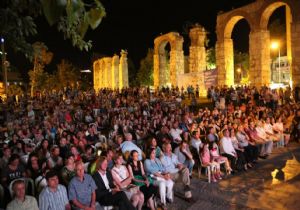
[39,184,69,210]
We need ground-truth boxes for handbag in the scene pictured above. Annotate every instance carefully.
[133,175,154,186]
[124,184,139,194]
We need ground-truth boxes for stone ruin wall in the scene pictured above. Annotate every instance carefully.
[93,50,129,91]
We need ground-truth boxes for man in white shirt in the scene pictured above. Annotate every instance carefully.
[191,131,202,153]
[161,143,193,201]
[120,133,143,160]
[7,179,39,210]
[169,121,183,148]
[220,129,237,170]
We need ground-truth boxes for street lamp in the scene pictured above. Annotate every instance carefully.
[1,37,8,96]
[271,41,281,83]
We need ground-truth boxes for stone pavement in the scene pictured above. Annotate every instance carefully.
[167,142,300,210]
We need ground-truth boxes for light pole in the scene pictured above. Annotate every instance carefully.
[1,37,8,96]
[237,67,241,84]
[271,41,281,83]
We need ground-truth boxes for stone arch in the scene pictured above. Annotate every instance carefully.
[259,0,300,86]
[216,0,300,88]
[216,12,253,87]
[153,32,184,88]
[260,1,294,30]
[223,12,254,39]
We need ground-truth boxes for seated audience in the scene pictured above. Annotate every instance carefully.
[68,161,100,210]
[6,179,39,210]
[174,141,194,176]
[92,156,135,210]
[128,150,157,210]
[111,153,144,210]
[144,148,174,208]
[161,143,193,201]
[200,142,222,182]
[39,170,71,210]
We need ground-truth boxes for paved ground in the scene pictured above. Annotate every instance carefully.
[167,142,300,210]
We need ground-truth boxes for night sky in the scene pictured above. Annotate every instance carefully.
[8,0,285,77]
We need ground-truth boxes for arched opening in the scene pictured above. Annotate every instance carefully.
[231,19,250,85]
[261,2,293,86]
[221,15,252,86]
[158,41,171,87]
[153,32,184,88]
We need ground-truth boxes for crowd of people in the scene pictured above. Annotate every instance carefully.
[0,85,300,210]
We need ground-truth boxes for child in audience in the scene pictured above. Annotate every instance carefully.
[199,142,221,182]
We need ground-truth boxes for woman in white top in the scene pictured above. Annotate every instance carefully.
[273,117,289,146]
[111,153,144,210]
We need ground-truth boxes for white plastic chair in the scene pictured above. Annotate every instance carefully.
[0,184,4,205]
[9,178,35,197]
[199,157,211,183]
[103,206,113,210]
[84,162,90,172]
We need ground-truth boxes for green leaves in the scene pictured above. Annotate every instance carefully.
[88,6,106,29]
[137,49,154,86]
[57,0,106,50]
[41,0,66,26]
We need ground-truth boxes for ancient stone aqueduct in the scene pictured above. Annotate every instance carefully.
[93,50,129,91]
[94,0,300,93]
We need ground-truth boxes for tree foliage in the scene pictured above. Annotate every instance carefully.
[56,59,79,88]
[7,84,24,97]
[128,58,138,87]
[0,0,106,58]
[206,47,216,70]
[28,42,53,96]
[137,49,154,86]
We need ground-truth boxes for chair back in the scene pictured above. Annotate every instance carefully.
[8,178,35,197]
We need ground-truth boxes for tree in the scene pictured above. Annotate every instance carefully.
[56,59,79,89]
[0,0,106,58]
[28,42,53,96]
[137,49,154,86]
[128,58,138,87]
[206,47,216,70]
[234,51,249,83]
[7,84,23,97]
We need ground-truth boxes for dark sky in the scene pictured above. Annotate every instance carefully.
[8,0,285,76]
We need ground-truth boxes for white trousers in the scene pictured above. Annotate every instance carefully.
[153,177,174,205]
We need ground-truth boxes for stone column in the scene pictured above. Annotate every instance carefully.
[216,38,234,87]
[103,57,112,89]
[291,22,300,88]
[98,60,103,89]
[93,61,99,91]
[286,6,292,64]
[120,50,129,88]
[249,30,271,87]
[159,51,169,87]
[112,55,119,90]
[100,60,105,88]
[189,25,207,96]
[189,26,206,73]
[153,53,160,88]
[170,49,184,87]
